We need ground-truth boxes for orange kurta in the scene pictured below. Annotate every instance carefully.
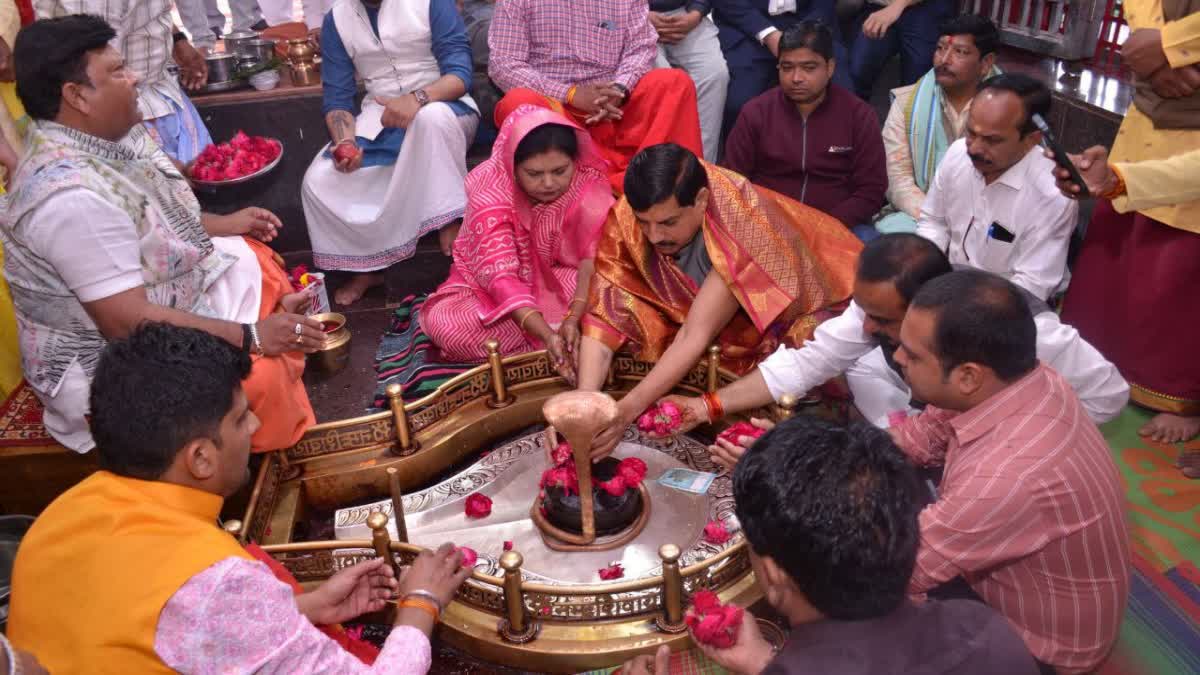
[494,69,704,192]
[243,238,317,452]
[8,471,253,674]
[582,163,862,375]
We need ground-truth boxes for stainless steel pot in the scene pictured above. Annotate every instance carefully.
[205,53,237,84]
[241,38,275,62]
[223,29,259,55]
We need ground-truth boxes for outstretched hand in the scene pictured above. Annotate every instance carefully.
[708,417,773,472]
[1044,145,1115,199]
[298,557,399,625]
[690,610,776,675]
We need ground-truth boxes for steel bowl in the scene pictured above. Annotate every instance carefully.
[241,38,275,62]
[223,30,259,55]
[205,52,237,84]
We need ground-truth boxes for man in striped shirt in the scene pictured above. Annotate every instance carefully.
[891,269,1130,674]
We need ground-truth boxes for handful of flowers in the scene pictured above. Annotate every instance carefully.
[637,401,683,436]
[716,421,766,446]
[685,590,744,649]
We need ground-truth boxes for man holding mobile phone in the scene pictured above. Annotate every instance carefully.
[914,73,1077,301]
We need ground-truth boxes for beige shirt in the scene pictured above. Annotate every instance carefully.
[881,82,974,219]
[1108,0,1200,232]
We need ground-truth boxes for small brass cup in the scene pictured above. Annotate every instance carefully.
[308,312,351,374]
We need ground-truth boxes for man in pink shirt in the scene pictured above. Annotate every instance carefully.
[891,269,1130,673]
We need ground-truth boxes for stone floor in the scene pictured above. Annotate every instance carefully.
[287,229,452,423]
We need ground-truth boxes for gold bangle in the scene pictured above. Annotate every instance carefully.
[399,597,440,622]
[518,310,540,334]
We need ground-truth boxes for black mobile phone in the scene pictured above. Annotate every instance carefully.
[1032,113,1089,199]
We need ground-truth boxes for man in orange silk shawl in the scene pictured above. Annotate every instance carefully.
[577,143,861,457]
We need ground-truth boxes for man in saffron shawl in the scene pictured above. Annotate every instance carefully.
[422,105,614,380]
[577,143,861,457]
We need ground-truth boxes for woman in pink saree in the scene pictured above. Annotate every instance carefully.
[421,105,615,380]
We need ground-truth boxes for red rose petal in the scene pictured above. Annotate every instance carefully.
[717,421,766,445]
[598,563,624,580]
[690,589,721,614]
[503,540,513,551]
[551,441,573,467]
[598,475,627,497]
[464,492,492,519]
[616,457,648,486]
[456,546,478,568]
[703,520,731,545]
[685,591,743,648]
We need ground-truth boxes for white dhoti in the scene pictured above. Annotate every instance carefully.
[301,103,478,272]
[845,347,922,429]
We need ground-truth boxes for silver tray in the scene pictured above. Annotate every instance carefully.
[333,427,737,586]
[188,137,284,187]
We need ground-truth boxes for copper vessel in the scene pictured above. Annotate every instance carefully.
[285,38,320,86]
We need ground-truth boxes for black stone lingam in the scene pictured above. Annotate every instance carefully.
[543,457,643,536]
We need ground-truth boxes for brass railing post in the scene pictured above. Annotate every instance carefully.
[706,345,722,393]
[774,393,799,421]
[655,544,688,633]
[386,383,417,455]
[367,511,398,575]
[385,467,409,543]
[497,550,539,643]
[485,339,514,408]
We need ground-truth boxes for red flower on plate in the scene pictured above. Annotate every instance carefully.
[717,421,765,446]
[464,493,492,519]
[456,546,478,568]
[598,563,625,580]
[685,590,744,648]
[703,520,731,545]
[540,465,579,495]
[503,541,513,551]
[616,457,648,486]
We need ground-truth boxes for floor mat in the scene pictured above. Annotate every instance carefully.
[371,294,474,408]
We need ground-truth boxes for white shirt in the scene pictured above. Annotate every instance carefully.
[758,301,1130,424]
[915,139,1078,300]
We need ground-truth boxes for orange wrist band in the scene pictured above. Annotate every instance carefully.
[399,597,440,622]
[701,391,724,422]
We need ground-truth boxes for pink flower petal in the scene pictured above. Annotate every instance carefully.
[464,493,492,519]
[703,520,731,545]
[456,546,478,568]
[598,563,625,580]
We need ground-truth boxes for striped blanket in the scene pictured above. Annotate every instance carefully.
[371,295,473,408]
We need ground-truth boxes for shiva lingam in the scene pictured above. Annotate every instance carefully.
[531,391,651,551]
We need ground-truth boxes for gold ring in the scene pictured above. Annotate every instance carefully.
[295,334,303,344]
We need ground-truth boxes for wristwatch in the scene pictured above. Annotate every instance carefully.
[412,88,430,107]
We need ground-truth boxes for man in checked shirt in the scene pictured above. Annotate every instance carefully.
[488,0,705,191]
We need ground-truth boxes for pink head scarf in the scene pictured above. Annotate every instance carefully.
[460,105,614,324]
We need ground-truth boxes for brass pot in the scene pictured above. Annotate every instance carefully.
[307,312,351,374]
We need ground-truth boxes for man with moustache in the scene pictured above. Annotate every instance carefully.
[876,14,1000,234]
[723,21,886,242]
[914,73,1077,301]
[576,143,861,459]
[653,234,1127,471]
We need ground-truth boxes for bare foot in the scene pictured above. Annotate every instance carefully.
[1138,412,1200,445]
[333,272,384,306]
[1177,450,1200,479]
[439,220,462,257]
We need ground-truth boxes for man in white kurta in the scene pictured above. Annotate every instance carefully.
[660,235,1126,454]
[301,0,478,305]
